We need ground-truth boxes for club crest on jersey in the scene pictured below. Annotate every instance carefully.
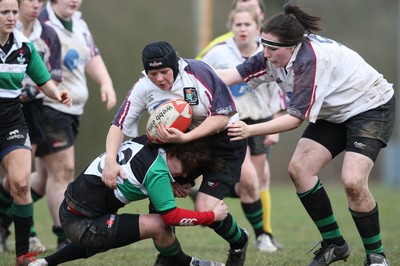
[17,49,26,64]
[183,87,198,105]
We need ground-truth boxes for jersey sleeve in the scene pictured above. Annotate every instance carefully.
[111,79,147,137]
[41,22,62,82]
[144,155,215,226]
[236,52,275,88]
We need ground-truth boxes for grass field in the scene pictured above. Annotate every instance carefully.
[1,182,399,265]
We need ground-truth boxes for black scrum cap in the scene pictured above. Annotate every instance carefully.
[142,41,179,80]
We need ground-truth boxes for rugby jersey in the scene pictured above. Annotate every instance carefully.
[16,19,62,99]
[39,2,100,115]
[0,29,50,98]
[202,37,286,120]
[237,34,394,123]
[113,58,238,138]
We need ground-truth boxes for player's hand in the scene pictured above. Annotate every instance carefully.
[264,133,279,146]
[212,200,228,221]
[102,160,127,189]
[100,84,117,110]
[156,124,188,143]
[172,182,191,198]
[228,121,252,141]
[59,90,72,107]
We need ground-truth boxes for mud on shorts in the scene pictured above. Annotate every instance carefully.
[195,129,247,200]
[0,97,31,162]
[35,106,80,157]
[302,95,396,162]
[59,200,140,253]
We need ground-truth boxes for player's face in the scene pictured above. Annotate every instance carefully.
[167,157,187,178]
[0,0,18,37]
[52,0,81,20]
[231,11,259,48]
[19,0,44,22]
[261,32,295,68]
[147,68,174,91]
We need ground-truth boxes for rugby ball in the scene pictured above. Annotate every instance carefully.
[146,99,192,143]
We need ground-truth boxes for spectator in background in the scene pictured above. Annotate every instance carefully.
[218,3,394,266]
[195,0,266,60]
[0,0,71,264]
[0,0,62,253]
[201,6,285,252]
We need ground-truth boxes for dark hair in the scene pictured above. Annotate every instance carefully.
[163,139,223,175]
[261,3,322,45]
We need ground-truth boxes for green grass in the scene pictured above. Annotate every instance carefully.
[1,183,399,265]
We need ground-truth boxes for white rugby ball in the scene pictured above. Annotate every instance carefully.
[146,99,192,143]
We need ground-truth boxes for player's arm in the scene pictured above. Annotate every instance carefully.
[147,170,228,226]
[85,55,117,110]
[102,125,126,188]
[215,68,244,86]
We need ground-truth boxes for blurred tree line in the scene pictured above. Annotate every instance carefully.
[73,0,397,183]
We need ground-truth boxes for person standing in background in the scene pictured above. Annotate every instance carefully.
[0,0,72,264]
[197,0,284,250]
[0,0,62,254]
[195,0,266,60]
[22,0,115,250]
[201,6,286,252]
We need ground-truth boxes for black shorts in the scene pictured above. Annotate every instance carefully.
[302,96,396,162]
[243,117,272,156]
[22,98,46,145]
[36,106,80,157]
[0,97,31,162]
[196,129,247,199]
[59,200,140,252]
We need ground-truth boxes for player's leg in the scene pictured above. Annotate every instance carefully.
[290,121,350,265]
[41,146,75,250]
[343,97,394,266]
[2,148,40,265]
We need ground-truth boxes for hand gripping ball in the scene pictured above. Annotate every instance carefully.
[146,99,192,143]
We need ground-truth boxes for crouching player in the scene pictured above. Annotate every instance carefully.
[28,136,226,266]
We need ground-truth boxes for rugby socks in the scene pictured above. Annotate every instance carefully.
[29,189,43,237]
[350,203,385,256]
[241,200,264,237]
[298,179,345,246]
[260,189,273,234]
[208,213,248,249]
[44,243,88,265]
[12,202,33,256]
[155,238,191,265]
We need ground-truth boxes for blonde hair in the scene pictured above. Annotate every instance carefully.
[226,6,261,30]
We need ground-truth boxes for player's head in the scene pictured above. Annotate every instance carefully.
[142,41,179,82]
[232,0,266,21]
[163,139,223,178]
